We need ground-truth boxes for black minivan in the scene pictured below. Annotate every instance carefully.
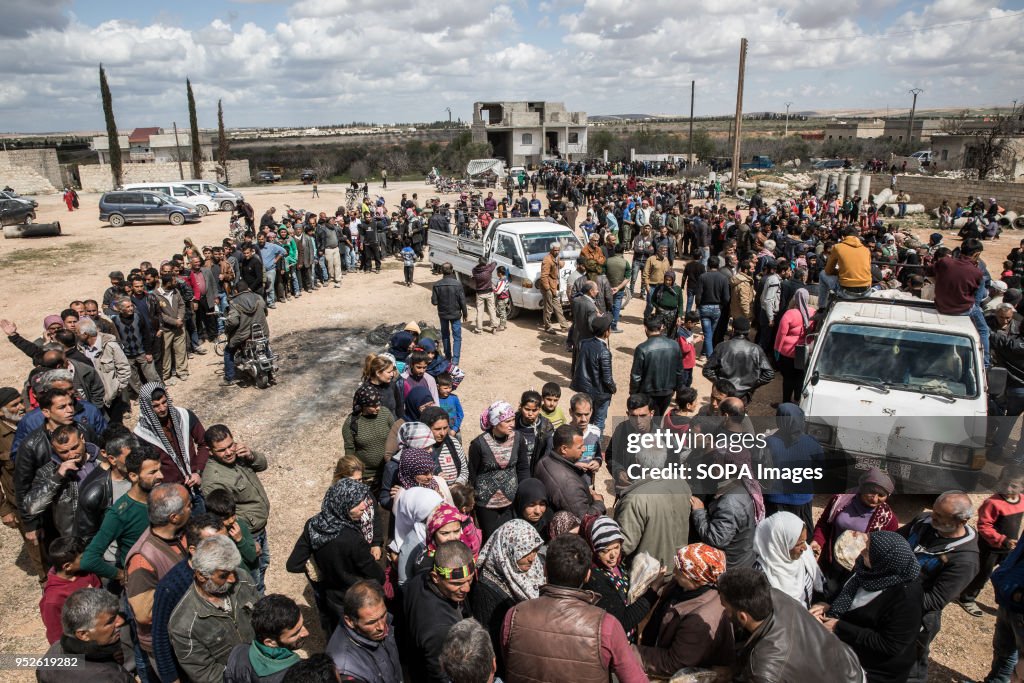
[99,190,201,227]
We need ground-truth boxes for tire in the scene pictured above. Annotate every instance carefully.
[214,339,226,357]
[196,205,209,217]
[506,304,521,320]
[25,212,35,224]
[220,200,234,211]
[109,213,125,228]
[256,373,270,389]
[169,212,185,226]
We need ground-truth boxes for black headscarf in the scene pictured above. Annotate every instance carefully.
[307,478,371,551]
[514,478,553,538]
[827,530,920,617]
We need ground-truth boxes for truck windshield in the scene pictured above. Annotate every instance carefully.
[520,232,583,263]
[815,323,978,399]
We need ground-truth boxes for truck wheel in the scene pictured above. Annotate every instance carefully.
[506,304,521,320]
[256,373,270,389]
[169,212,185,226]
[196,205,209,217]
[220,200,234,211]
[109,213,125,227]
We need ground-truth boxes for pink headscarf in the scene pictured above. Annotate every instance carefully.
[480,400,515,431]
[426,503,481,557]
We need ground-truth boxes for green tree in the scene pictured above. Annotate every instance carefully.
[187,79,202,179]
[688,130,716,162]
[98,64,122,188]
[217,99,229,184]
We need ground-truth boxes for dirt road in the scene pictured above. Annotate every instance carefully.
[0,181,1011,681]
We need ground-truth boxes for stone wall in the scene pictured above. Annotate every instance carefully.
[0,149,62,194]
[79,159,251,192]
[868,174,1024,213]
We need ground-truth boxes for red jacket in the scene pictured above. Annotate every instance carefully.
[40,570,101,643]
[933,255,983,315]
[977,493,1024,550]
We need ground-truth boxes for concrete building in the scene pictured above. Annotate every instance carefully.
[92,127,214,165]
[823,120,885,141]
[471,101,587,167]
[930,133,1024,178]
[822,118,939,144]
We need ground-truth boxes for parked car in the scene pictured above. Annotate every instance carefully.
[300,170,317,184]
[812,159,846,170]
[741,155,774,170]
[255,170,276,184]
[910,150,933,167]
[0,190,39,209]
[123,182,218,216]
[180,179,243,211]
[0,197,36,226]
[99,191,201,227]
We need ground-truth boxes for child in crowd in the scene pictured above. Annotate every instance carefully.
[449,483,483,558]
[401,243,416,287]
[515,389,554,470]
[402,350,440,404]
[959,465,1024,617]
[494,266,512,332]
[436,372,464,438]
[676,312,701,387]
[539,382,567,428]
[39,537,101,644]
[663,387,699,438]
[205,488,262,587]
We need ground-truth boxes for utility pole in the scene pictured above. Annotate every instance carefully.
[730,38,748,195]
[784,101,793,136]
[688,80,695,168]
[907,88,923,145]
[172,121,184,180]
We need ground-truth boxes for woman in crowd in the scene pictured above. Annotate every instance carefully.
[468,401,532,538]
[514,478,552,540]
[580,514,660,643]
[690,451,764,569]
[762,403,824,529]
[812,467,898,587]
[421,406,468,487]
[753,511,824,608]
[379,422,435,510]
[548,510,581,539]
[341,384,397,493]
[286,478,384,632]
[356,353,405,420]
[389,486,443,572]
[645,271,684,337]
[470,519,546,676]
[773,289,815,405]
[636,543,734,679]
[398,502,472,585]
[397,447,453,504]
[812,531,924,683]
[403,385,436,424]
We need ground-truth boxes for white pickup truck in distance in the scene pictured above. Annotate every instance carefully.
[428,217,584,319]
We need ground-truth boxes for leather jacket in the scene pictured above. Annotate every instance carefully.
[630,335,684,396]
[571,337,616,402]
[702,336,775,395]
[22,443,100,538]
[737,588,864,683]
[992,329,1024,390]
[75,466,114,539]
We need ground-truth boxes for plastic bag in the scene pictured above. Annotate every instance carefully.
[628,551,661,604]
[670,668,719,683]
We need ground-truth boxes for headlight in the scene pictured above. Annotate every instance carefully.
[805,422,834,444]
[935,444,983,467]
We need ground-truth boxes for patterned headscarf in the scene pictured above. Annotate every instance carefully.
[307,478,372,550]
[479,519,545,602]
[427,504,467,552]
[134,382,191,479]
[548,511,581,540]
[396,422,434,453]
[827,530,920,617]
[398,447,439,492]
[579,515,625,554]
[480,400,515,431]
[353,383,382,410]
[674,543,727,586]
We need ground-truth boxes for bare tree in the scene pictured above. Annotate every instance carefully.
[966,113,1016,180]
[310,157,336,183]
[939,110,971,134]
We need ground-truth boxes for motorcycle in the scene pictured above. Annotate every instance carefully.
[236,323,277,389]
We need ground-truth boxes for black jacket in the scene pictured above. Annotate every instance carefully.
[834,580,924,683]
[694,270,731,307]
[431,276,467,321]
[468,576,516,677]
[223,644,291,683]
[630,335,685,396]
[239,255,264,295]
[583,570,656,637]
[702,336,775,395]
[993,329,1024,390]
[75,466,115,539]
[571,337,616,402]
[738,588,864,683]
[15,424,95,532]
[897,514,980,616]
[402,571,471,683]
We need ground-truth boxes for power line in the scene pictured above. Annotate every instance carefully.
[758,9,1024,45]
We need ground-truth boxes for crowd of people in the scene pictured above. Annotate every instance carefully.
[3,171,1024,683]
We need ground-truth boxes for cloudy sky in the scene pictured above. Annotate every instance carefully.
[2,0,1023,133]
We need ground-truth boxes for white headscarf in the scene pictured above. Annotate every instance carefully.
[391,487,442,553]
[753,511,823,607]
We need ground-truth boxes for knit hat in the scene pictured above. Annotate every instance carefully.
[0,387,19,407]
[580,514,624,551]
[43,315,62,330]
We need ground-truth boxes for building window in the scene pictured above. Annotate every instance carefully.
[568,132,579,144]
[522,133,533,145]
[941,149,948,161]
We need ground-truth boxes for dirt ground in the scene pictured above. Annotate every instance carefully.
[0,180,1014,682]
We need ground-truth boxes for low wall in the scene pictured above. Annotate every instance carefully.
[0,149,61,194]
[868,174,1024,213]
[79,159,251,192]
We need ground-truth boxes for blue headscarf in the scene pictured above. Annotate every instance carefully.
[405,385,435,422]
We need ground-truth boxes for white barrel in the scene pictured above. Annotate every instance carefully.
[953,217,972,229]
[998,212,1018,228]
[758,181,789,191]
[858,175,872,202]
[736,181,757,190]
[1015,215,1024,230]
[735,188,748,199]
[816,172,827,197]
[848,172,862,197]
[873,188,893,207]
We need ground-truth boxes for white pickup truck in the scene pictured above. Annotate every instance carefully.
[797,296,1005,493]
[428,217,584,319]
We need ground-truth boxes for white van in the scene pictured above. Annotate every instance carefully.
[123,182,218,216]
[798,296,1004,493]
[180,180,243,211]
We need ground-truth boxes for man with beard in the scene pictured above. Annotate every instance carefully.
[22,423,100,539]
[224,594,308,682]
[12,370,105,460]
[327,580,401,683]
[74,425,138,539]
[133,382,210,489]
[125,483,192,671]
[80,444,164,583]
[0,387,45,580]
[112,297,160,392]
[169,534,259,683]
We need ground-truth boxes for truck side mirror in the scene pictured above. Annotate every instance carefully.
[988,367,1008,396]
[794,345,808,370]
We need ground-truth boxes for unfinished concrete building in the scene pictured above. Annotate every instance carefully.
[471,101,588,167]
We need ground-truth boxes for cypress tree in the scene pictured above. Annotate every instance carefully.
[99,64,122,188]
[217,99,229,184]
[187,78,202,178]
